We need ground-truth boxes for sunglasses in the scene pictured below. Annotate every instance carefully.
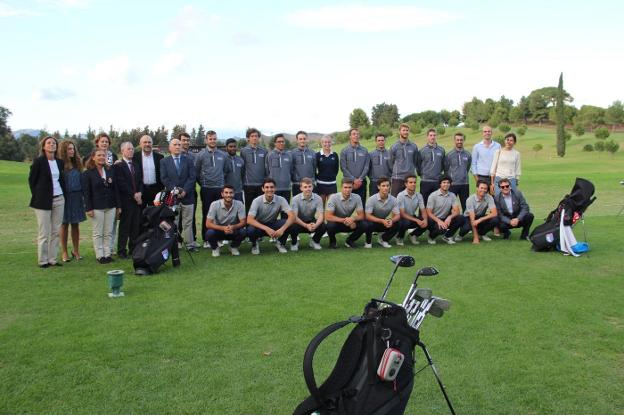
[499,184,510,189]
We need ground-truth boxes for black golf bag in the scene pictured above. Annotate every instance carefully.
[530,177,596,251]
[293,301,419,415]
[132,204,180,274]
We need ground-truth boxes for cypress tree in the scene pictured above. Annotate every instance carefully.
[556,72,566,157]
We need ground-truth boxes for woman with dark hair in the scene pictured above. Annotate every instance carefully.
[83,132,118,165]
[58,140,86,262]
[82,148,120,263]
[28,136,66,268]
[490,132,521,196]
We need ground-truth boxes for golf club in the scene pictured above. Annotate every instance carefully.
[380,255,415,300]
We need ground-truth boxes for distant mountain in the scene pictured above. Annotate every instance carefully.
[13,129,41,138]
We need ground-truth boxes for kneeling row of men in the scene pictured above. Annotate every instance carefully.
[196,174,534,256]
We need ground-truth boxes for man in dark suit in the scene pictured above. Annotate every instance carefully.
[160,137,197,251]
[494,178,534,240]
[114,142,144,258]
[133,134,163,208]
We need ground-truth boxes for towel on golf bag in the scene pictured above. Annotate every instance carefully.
[293,302,419,415]
[132,205,180,274]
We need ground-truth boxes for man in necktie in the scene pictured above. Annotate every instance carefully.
[114,142,143,258]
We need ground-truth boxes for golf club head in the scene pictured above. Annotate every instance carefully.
[390,255,415,267]
[432,297,451,311]
[428,305,444,318]
[416,266,439,277]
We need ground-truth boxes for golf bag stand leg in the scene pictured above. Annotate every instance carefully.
[417,341,456,415]
[176,229,196,265]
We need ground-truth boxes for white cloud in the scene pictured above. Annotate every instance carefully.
[232,32,260,47]
[0,2,38,17]
[153,53,185,76]
[164,5,221,47]
[286,5,460,32]
[90,55,134,84]
[61,65,78,77]
[37,0,90,8]
[32,87,76,101]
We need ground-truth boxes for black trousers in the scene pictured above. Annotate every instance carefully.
[459,215,499,237]
[326,221,365,244]
[200,187,222,242]
[142,183,163,209]
[352,178,367,203]
[450,184,469,212]
[289,222,326,244]
[420,181,439,206]
[421,216,465,238]
[397,218,427,238]
[500,213,535,239]
[391,179,405,197]
[117,200,141,255]
[244,185,263,216]
[363,220,400,244]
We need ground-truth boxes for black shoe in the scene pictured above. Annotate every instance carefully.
[39,263,50,269]
[50,262,62,267]
[98,257,107,264]
[328,241,337,249]
[502,231,511,240]
[188,246,199,253]
[118,252,128,259]
[105,256,114,263]
[344,240,357,249]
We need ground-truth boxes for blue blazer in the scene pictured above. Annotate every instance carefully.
[160,155,196,205]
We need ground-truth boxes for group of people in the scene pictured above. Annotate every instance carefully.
[28,123,532,266]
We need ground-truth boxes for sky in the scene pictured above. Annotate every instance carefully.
[1,0,623,137]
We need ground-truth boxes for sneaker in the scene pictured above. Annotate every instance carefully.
[230,247,240,256]
[276,242,287,253]
[329,241,337,249]
[378,238,392,249]
[481,234,492,242]
[309,240,322,250]
[290,243,299,252]
[454,235,463,242]
[251,244,260,255]
[203,241,210,249]
[521,235,531,242]
[212,249,220,257]
[222,240,230,245]
[427,237,436,245]
[396,238,404,246]
[410,235,420,245]
[364,242,373,249]
[441,236,456,245]
[345,240,357,249]
[217,241,224,247]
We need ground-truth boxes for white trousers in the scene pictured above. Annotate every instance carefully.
[92,208,116,259]
[33,196,65,265]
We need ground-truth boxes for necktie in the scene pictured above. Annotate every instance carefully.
[175,157,180,174]
[128,161,136,192]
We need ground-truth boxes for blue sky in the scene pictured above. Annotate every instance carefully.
[1,0,622,136]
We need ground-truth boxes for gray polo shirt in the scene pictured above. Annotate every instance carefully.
[291,192,323,222]
[195,148,229,188]
[207,199,246,225]
[340,144,370,180]
[365,193,400,219]
[266,149,292,191]
[397,189,425,217]
[390,140,419,180]
[444,149,471,185]
[248,194,291,223]
[418,144,445,182]
[291,147,317,184]
[326,192,363,218]
[240,145,267,186]
[225,154,244,193]
[426,189,459,219]
[464,193,495,217]
[368,149,392,182]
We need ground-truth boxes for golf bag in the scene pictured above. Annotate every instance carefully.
[530,177,596,251]
[293,301,419,415]
[132,204,180,274]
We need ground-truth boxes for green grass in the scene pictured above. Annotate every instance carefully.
[0,128,623,414]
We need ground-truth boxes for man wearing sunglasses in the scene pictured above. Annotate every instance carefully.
[493,178,534,240]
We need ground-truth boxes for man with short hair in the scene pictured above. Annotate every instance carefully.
[133,134,164,208]
[457,180,499,244]
[266,134,293,203]
[114,142,143,258]
[290,131,317,197]
[493,178,534,240]
[418,128,446,204]
[246,178,295,254]
[390,123,419,196]
[240,127,267,215]
[224,138,245,202]
[425,176,465,245]
[160,138,197,251]
[288,178,325,251]
[445,132,472,212]
[396,175,428,246]
[363,177,400,248]
[205,185,247,257]
[340,128,370,203]
[196,130,230,248]
[368,133,392,196]
[179,132,198,246]
[325,179,365,249]
[471,125,501,193]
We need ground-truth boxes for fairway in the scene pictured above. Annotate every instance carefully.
[0,128,623,414]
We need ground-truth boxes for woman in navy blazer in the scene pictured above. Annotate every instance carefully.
[29,136,66,268]
[82,149,120,263]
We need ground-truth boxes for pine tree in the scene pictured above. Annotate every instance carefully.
[556,73,566,157]
[195,124,206,146]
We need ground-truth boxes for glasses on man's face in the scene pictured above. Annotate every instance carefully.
[499,185,510,189]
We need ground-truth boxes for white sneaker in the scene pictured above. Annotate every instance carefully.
[378,237,392,249]
[222,240,230,245]
[212,249,220,257]
[309,240,322,250]
[454,235,463,242]
[217,241,224,247]
[251,244,260,255]
[364,242,373,249]
[427,237,436,245]
[269,237,276,243]
[442,236,456,245]
[276,242,287,253]
[410,235,420,245]
[203,241,210,249]
[322,232,328,238]
[230,247,240,256]
[481,234,492,242]
[396,238,404,246]
[290,243,299,252]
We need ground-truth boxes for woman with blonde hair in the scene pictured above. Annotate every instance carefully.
[58,140,86,262]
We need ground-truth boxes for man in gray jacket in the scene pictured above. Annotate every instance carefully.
[266,134,293,203]
[390,123,419,196]
[290,131,316,197]
[418,128,445,204]
[225,138,245,202]
[493,178,534,240]
[240,128,267,214]
[368,133,392,196]
[340,128,370,203]
[444,132,472,211]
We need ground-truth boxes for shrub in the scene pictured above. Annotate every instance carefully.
[594,127,610,140]
[436,125,446,136]
[573,124,585,137]
[532,143,543,156]
[565,131,572,142]
[516,125,527,136]
[594,140,605,152]
[499,124,511,133]
[493,136,505,146]
[605,139,620,156]
[582,144,594,152]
